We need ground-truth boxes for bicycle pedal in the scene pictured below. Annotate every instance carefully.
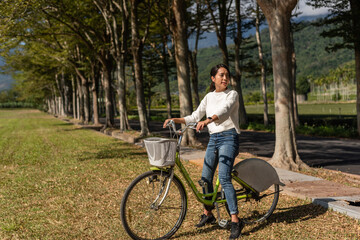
[218,219,229,228]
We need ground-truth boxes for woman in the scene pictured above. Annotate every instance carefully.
[163,64,244,240]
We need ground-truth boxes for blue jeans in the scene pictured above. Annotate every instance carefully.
[201,128,240,215]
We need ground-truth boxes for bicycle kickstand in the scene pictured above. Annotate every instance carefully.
[214,202,229,228]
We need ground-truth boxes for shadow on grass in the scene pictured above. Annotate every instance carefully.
[172,225,222,239]
[77,144,147,161]
[52,122,73,126]
[243,203,327,236]
[173,203,327,238]
[60,127,100,131]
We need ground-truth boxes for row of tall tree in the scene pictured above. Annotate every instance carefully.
[0,0,263,142]
[0,0,359,170]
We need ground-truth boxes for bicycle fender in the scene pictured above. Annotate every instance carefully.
[149,167,188,203]
[233,158,285,192]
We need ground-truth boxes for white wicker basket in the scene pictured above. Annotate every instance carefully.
[143,137,178,167]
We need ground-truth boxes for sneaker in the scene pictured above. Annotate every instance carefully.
[229,220,245,239]
[195,214,216,228]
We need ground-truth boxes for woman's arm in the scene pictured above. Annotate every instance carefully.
[163,94,209,130]
[212,91,239,123]
[163,118,186,128]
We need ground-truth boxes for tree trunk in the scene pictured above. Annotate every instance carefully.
[90,62,100,125]
[255,3,269,127]
[101,58,115,129]
[206,0,230,66]
[189,51,200,107]
[188,0,204,108]
[349,0,360,136]
[233,0,248,126]
[117,56,131,131]
[290,24,300,127]
[130,0,149,136]
[218,0,229,66]
[112,83,117,117]
[162,37,172,119]
[356,49,360,136]
[118,0,131,131]
[257,0,308,171]
[82,75,90,124]
[61,71,70,116]
[73,65,90,124]
[94,0,131,131]
[55,73,66,117]
[188,9,200,108]
[76,84,80,120]
[171,0,198,146]
[71,75,77,119]
[76,75,84,123]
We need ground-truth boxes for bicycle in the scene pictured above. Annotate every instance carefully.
[120,121,284,240]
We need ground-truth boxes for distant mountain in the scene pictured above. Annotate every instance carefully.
[194,16,353,93]
[188,14,327,50]
[0,75,13,91]
[0,58,13,91]
[293,14,328,23]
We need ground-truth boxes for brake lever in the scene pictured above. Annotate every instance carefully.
[188,122,200,133]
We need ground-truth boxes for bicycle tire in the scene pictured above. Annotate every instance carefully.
[120,170,187,240]
[225,183,279,224]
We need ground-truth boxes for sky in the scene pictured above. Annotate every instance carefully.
[297,0,330,16]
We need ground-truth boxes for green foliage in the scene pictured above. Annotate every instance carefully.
[194,19,354,97]
[306,0,354,52]
[0,102,36,108]
[242,115,357,139]
[297,123,357,138]
[0,89,18,102]
[312,60,355,86]
[296,76,311,95]
[0,89,38,108]
[245,91,261,103]
[332,93,342,101]
[246,122,275,132]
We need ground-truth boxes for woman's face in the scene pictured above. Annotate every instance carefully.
[211,67,230,92]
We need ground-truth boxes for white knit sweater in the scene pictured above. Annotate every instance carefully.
[184,89,240,134]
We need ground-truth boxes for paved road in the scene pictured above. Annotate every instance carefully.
[237,131,360,175]
[123,120,360,175]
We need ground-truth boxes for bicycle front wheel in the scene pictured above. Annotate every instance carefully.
[120,170,187,240]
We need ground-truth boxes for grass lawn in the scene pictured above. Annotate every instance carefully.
[0,109,359,239]
[245,102,356,116]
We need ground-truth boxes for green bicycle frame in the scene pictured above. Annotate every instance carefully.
[151,151,258,207]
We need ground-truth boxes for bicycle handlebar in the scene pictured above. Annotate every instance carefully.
[165,120,197,136]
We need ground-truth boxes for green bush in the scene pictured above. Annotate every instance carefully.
[332,93,342,101]
[296,123,357,138]
[245,92,261,103]
[266,92,274,102]
[246,122,275,132]
[0,102,36,108]
[296,76,311,95]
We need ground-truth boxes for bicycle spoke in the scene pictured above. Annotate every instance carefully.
[121,171,187,240]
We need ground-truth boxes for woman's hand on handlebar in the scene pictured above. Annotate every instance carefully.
[163,118,186,128]
[196,120,207,132]
[163,119,172,128]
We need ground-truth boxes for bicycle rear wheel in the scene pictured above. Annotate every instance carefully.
[120,170,187,240]
[227,183,279,224]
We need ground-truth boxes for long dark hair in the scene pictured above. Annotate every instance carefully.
[209,64,231,92]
